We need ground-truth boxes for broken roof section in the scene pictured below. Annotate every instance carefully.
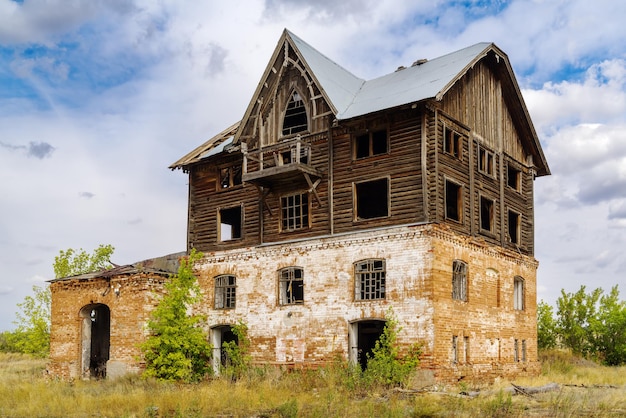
[171,29,549,176]
[49,252,185,283]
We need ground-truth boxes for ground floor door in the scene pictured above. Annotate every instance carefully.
[349,320,386,370]
[80,304,110,379]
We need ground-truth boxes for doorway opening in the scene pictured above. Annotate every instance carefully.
[349,320,386,370]
[210,325,238,374]
[80,304,110,379]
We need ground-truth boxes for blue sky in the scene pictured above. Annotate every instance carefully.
[1,0,626,330]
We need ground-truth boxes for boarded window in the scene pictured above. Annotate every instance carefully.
[354,129,388,159]
[355,259,386,300]
[514,276,525,310]
[218,164,242,190]
[507,164,521,191]
[522,340,527,362]
[214,275,236,309]
[282,91,307,136]
[355,178,389,220]
[219,206,242,241]
[443,126,462,158]
[279,267,304,305]
[478,146,495,176]
[445,180,462,222]
[480,196,494,233]
[508,210,521,244]
[452,260,467,301]
[281,193,309,231]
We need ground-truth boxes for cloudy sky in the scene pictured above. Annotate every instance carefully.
[1,0,625,330]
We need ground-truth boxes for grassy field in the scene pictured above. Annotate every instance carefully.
[1,352,625,417]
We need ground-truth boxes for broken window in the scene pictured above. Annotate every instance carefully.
[279,267,304,305]
[508,210,521,244]
[218,164,242,190]
[214,275,236,309]
[478,146,495,176]
[443,126,462,158]
[445,180,462,222]
[281,192,309,231]
[452,260,468,301]
[218,206,242,241]
[354,259,386,300]
[354,178,389,220]
[480,196,494,233]
[514,276,525,310]
[354,129,388,159]
[282,91,308,136]
[507,164,521,191]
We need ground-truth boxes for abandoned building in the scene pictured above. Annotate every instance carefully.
[48,29,549,383]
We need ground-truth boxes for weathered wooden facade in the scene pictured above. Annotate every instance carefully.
[49,30,549,383]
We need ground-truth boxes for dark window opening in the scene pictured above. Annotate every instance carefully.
[355,259,386,300]
[480,196,494,232]
[452,260,468,301]
[443,126,462,158]
[219,164,242,190]
[355,129,388,159]
[445,180,462,222]
[508,210,521,244]
[478,146,495,176]
[281,193,309,231]
[279,267,304,305]
[355,320,386,370]
[282,91,307,136]
[507,164,521,191]
[355,178,389,220]
[215,275,236,309]
[514,339,519,362]
[219,206,242,241]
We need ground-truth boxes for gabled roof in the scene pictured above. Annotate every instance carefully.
[172,30,549,176]
[169,122,239,170]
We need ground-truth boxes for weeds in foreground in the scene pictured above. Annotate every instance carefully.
[1,351,625,417]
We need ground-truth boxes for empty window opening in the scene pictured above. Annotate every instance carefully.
[80,304,110,379]
[514,339,520,362]
[355,259,386,300]
[355,178,389,220]
[514,276,525,310]
[445,180,462,222]
[443,126,462,158]
[507,164,521,191]
[349,320,386,370]
[211,325,238,375]
[219,164,242,190]
[279,267,304,305]
[355,129,388,159]
[282,91,308,136]
[219,206,242,241]
[281,193,309,231]
[214,275,236,309]
[452,260,468,301]
[452,335,459,364]
[508,210,521,244]
[480,196,494,233]
[478,146,495,176]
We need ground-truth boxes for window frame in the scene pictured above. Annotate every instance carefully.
[478,145,495,177]
[217,163,243,191]
[479,195,495,234]
[443,125,463,159]
[353,128,389,160]
[214,274,236,310]
[282,90,308,137]
[278,266,304,305]
[452,260,468,302]
[507,163,522,192]
[280,192,310,232]
[354,259,386,301]
[508,209,521,245]
[514,276,525,311]
[353,177,390,221]
[218,205,243,242]
[445,178,463,223]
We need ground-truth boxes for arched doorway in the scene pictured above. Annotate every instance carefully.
[210,325,238,375]
[349,320,386,370]
[79,304,110,379]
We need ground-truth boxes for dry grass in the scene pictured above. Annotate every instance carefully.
[0,351,625,417]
